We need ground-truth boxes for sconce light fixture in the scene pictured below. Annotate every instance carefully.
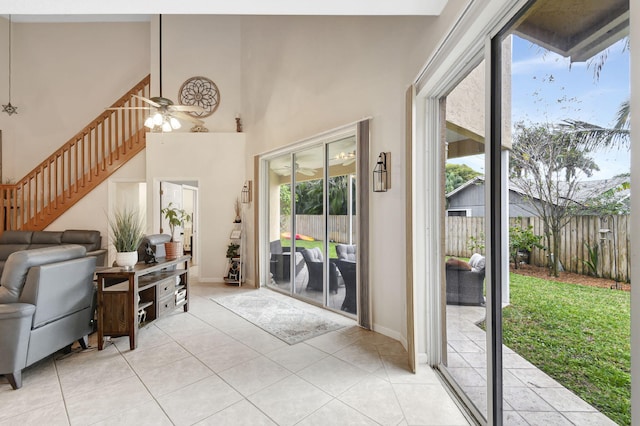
[241,180,252,204]
[373,152,390,192]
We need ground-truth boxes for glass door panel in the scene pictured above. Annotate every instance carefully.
[292,146,325,305]
[266,153,294,293]
[441,61,488,421]
[327,137,357,316]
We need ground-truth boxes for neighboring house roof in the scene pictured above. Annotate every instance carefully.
[446,175,630,209]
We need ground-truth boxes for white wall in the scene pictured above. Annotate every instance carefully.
[240,15,461,341]
[146,132,246,281]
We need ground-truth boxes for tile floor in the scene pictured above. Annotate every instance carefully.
[0,281,470,426]
[445,305,617,425]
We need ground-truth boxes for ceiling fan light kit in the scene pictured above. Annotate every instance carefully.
[107,15,210,133]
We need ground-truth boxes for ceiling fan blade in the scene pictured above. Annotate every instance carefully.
[170,105,206,113]
[342,158,356,166]
[171,111,204,125]
[105,107,153,110]
[298,169,316,177]
[132,94,161,108]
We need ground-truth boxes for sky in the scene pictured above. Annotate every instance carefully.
[450,35,630,180]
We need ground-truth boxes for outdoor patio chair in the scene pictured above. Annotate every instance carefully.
[445,254,485,306]
[300,247,338,293]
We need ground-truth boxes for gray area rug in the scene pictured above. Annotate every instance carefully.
[213,291,343,345]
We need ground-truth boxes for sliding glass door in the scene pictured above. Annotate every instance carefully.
[264,130,359,318]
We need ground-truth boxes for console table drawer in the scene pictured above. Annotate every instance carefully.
[157,279,176,299]
[158,295,176,317]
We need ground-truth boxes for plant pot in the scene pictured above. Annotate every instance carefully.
[164,242,183,259]
[115,251,138,268]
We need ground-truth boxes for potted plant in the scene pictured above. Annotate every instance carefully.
[109,207,145,268]
[161,202,192,259]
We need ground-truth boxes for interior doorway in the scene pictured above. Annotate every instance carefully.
[160,180,199,266]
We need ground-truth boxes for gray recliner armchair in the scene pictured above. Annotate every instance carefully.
[0,245,96,389]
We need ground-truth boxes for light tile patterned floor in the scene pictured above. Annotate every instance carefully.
[0,281,469,426]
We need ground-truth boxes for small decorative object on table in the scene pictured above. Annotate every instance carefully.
[143,243,157,264]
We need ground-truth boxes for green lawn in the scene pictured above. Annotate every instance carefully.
[503,273,631,425]
[281,239,339,259]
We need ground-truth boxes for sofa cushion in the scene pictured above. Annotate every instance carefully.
[62,230,101,252]
[0,231,33,244]
[0,245,30,261]
[138,234,171,260]
[469,253,486,272]
[0,245,87,304]
[31,231,63,245]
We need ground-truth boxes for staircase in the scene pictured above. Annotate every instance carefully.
[0,75,151,235]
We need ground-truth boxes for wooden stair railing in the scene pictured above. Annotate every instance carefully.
[0,75,151,235]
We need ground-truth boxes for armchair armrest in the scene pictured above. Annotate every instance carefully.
[20,257,96,329]
[0,303,36,388]
[86,249,107,267]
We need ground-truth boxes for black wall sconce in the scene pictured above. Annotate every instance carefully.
[373,152,391,192]
[241,180,252,204]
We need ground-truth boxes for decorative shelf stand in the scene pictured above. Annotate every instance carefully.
[224,222,244,285]
[96,255,190,350]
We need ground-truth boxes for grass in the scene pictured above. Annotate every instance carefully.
[281,239,339,259]
[502,273,631,425]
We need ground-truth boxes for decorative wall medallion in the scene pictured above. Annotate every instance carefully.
[178,76,220,118]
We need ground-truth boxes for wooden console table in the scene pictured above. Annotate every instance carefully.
[96,255,190,350]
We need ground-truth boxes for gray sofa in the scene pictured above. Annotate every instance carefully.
[0,245,96,389]
[0,230,106,275]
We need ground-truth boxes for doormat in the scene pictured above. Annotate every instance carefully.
[213,291,344,345]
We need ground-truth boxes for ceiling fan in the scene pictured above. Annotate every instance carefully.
[336,150,356,166]
[276,162,316,177]
[107,15,205,132]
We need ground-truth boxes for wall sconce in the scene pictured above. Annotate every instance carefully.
[241,180,252,204]
[373,152,391,192]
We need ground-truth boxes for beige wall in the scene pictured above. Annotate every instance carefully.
[146,132,246,282]
[0,20,150,179]
[240,14,464,340]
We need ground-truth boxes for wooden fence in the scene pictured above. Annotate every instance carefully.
[445,215,631,282]
[282,215,357,244]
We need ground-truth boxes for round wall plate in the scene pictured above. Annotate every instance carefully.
[178,76,220,118]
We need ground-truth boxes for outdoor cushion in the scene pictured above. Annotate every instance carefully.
[336,244,356,261]
[446,257,471,271]
[469,253,486,272]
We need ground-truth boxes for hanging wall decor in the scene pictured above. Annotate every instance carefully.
[179,76,220,118]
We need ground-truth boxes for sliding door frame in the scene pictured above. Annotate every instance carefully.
[258,119,372,328]
[412,1,530,424]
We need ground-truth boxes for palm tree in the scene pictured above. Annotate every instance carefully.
[561,99,629,150]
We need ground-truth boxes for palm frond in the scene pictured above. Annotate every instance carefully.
[559,119,630,151]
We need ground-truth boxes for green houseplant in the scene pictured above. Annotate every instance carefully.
[109,207,145,267]
[161,202,192,259]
